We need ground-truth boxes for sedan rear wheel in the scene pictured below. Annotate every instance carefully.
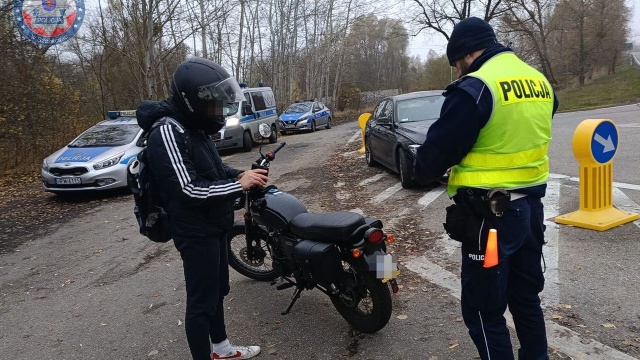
[398,148,417,188]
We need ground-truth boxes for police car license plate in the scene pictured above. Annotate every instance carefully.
[285,124,294,129]
[54,177,81,185]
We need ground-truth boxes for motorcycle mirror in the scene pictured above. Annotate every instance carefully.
[258,123,272,139]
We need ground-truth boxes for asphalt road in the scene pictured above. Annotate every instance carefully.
[1,103,640,359]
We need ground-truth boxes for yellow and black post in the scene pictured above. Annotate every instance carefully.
[555,119,639,231]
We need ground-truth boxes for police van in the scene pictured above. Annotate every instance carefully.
[214,86,278,152]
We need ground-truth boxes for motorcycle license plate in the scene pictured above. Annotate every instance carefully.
[370,253,399,281]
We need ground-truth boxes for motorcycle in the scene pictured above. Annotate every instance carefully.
[227,124,399,333]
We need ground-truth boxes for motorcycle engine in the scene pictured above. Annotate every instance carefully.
[272,234,300,277]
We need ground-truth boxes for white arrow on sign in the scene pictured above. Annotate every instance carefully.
[594,133,615,153]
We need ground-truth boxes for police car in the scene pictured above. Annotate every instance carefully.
[279,100,332,134]
[41,110,144,194]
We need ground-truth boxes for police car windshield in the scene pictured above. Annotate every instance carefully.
[69,124,140,147]
[397,96,445,123]
[285,103,312,114]
[225,102,240,116]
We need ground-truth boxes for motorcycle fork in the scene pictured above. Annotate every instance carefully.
[243,195,266,262]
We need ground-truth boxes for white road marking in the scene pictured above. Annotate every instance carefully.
[346,130,361,145]
[418,187,446,207]
[434,233,459,257]
[613,187,640,229]
[541,180,560,308]
[550,173,640,191]
[371,182,403,204]
[404,257,639,360]
[221,154,236,161]
[358,173,386,186]
[384,208,412,231]
[342,150,360,157]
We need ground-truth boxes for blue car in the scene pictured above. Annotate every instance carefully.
[279,100,332,134]
[40,110,143,194]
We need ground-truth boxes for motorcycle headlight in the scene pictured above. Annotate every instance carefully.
[42,159,50,172]
[409,144,420,155]
[226,116,240,127]
[93,153,124,170]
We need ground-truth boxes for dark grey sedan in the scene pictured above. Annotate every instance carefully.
[364,91,445,188]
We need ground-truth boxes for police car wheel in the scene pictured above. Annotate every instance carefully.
[325,117,332,129]
[269,125,277,143]
[310,120,316,132]
[242,131,252,152]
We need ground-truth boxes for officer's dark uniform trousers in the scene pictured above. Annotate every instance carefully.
[460,195,548,360]
[174,234,230,360]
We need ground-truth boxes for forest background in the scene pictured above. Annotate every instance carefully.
[0,0,636,174]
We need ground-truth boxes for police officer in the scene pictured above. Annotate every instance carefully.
[136,57,268,360]
[413,17,559,360]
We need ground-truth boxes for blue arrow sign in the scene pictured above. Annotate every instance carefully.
[591,121,618,164]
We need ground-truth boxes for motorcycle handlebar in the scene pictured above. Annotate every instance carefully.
[266,142,286,160]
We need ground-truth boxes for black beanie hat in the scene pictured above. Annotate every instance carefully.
[446,17,497,65]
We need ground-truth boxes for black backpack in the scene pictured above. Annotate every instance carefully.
[127,120,189,243]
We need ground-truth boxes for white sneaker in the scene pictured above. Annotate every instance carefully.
[212,345,261,359]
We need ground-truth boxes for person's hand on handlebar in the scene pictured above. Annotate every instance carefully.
[237,169,269,189]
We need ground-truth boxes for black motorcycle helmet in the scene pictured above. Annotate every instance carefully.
[169,57,244,134]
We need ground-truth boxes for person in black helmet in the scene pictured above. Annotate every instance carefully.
[413,17,559,360]
[136,57,268,360]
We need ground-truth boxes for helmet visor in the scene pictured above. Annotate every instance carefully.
[196,77,245,103]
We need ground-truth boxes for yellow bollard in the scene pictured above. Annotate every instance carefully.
[357,113,371,154]
[555,119,639,231]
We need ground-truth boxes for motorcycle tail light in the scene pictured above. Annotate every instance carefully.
[352,249,363,258]
[385,234,395,244]
[365,228,384,244]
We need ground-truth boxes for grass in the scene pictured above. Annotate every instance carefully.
[555,66,640,112]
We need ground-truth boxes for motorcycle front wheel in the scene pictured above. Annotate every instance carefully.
[330,257,392,333]
[227,223,279,282]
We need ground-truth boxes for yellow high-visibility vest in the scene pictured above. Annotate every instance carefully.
[448,52,554,196]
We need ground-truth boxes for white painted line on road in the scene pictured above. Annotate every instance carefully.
[371,182,403,204]
[418,187,446,207]
[359,173,386,186]
[434,233,459,257]
[346,130,361,145]
[541,180,560,308]
[550,173,640,191]
[404,256,639,360]
[384,208,412,231]
[613,187,640,229]
[612,181,640,191]
[342,150,359,157]
[221,154,236,161]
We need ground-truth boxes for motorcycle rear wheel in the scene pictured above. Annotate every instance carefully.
[227,223,279,282]
[330,258,392,333]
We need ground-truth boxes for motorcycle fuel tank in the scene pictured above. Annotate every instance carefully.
[252,188,307,230]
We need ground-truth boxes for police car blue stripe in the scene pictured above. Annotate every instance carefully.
[120,153,139,164]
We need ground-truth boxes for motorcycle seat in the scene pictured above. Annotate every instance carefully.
[289,211,366,243]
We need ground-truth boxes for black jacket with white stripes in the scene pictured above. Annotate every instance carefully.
[137,100,244,238]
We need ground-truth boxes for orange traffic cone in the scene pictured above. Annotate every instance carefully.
[483,229,499,268]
